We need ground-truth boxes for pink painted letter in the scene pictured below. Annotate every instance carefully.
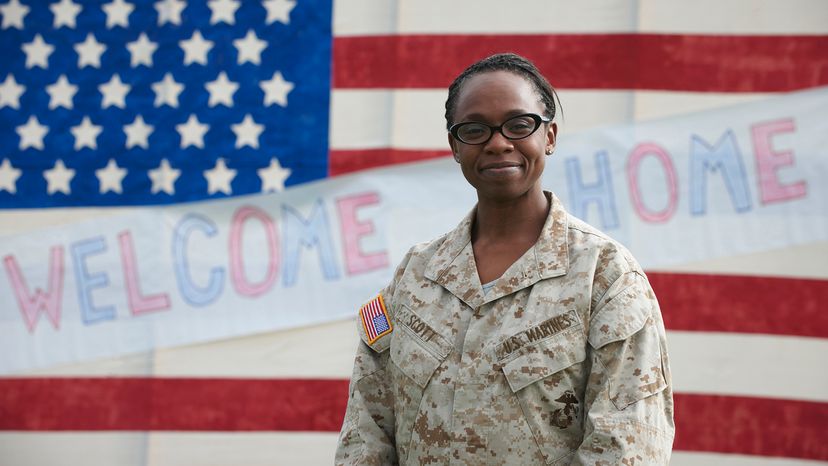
[627,143,679,223]
[337,191,389,275]
[118,231,171,316]
[229,206,279,297]
[752,118,807,204]
[3,247,65,333]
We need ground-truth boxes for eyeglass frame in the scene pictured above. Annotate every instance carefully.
[448,113,553,145]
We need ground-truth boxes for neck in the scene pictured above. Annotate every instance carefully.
[472,188,549,243]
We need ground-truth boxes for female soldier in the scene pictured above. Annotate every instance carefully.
[336,53,674,465]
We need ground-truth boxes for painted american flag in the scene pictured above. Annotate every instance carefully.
[1,1,827,465]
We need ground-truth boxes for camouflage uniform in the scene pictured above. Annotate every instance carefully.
[336,193,674,465]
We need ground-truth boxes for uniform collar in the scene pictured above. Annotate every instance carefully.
[424,191,570,308]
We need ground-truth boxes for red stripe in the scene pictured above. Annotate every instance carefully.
[674,393,828,460]
[329,148,449,176]
[0,378,349,432]
[1,378,826,460]
[649,273,828,338]
[333,34,828,92]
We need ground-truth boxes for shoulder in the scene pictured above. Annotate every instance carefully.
[563,212,649,311]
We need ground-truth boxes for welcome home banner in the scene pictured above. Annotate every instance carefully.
[2,87,826,374]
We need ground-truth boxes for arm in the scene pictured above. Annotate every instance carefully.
[335,340,397,465]
[573,271,675,465]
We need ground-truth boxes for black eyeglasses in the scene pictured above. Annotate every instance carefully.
[449,113,551,145]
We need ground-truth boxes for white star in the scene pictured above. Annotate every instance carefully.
[0,158,22,194]
[127,32,157,67]
[45,74,77,110]
[154,0,185,26]
[204,158,236,195]
[16,116,48,150]
[207,0,239,25]
[1,0,29,29]
[99,74,130,108]
[70,116,103,151]
[151,72,184,108]
[22,34,54,69]
[260,71,294,107]
[176,114,209,149]
[95,159,127,194]
[180,30,213,66]
[75,33,106,68]
[231,114,264,149]
[102,0,133,28]
[205,71,238,107]
[44,159,74,194]
[148,159,180,194]
[50,0,81,28]
[258,158,291,192]
[233,29,267,65]
[0,74,25,109]
[124,115,153,149]
[263,0,295,25]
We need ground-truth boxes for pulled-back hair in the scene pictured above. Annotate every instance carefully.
[444,53,562,130]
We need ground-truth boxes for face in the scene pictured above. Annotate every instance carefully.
[448,70,557,203]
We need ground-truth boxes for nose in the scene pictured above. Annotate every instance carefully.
[483,129,514,155]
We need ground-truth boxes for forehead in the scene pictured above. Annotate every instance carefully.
[454,70,541,119]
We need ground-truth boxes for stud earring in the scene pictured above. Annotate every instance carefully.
[545,148,553,155]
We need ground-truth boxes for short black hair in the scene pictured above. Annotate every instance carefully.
[444,53,561,130]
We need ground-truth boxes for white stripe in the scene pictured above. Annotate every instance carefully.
[334,0,828,36]
[669,331,828,402]
[23,320,828,404]
[650,240,828,280]
[2,433,825,465]
[671,451,828,466]
[330,90,773,150]
[0,432,340,466]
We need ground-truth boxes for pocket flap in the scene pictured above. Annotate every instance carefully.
[390,327,448,388]
[588,283,650,349]
[501,329,586,393]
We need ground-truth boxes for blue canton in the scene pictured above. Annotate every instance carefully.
[0,0,332,208]
[372,314,389,334]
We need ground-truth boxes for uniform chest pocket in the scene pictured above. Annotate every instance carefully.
[498,321,588,465]
[500,326,587,392]
[389,306,452,388]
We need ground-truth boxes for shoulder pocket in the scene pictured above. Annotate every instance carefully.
[589,280,668,410]
[500,325,586,393]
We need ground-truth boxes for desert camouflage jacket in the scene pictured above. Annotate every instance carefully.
[336,192,675,465]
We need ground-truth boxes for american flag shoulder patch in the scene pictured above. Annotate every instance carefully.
[359,294,393,346]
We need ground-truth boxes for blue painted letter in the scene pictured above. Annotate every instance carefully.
[689,130,752,215]
[565,151,619,229]
[282,199,340,287]
[172,214,224,306]
[71,236,115,325]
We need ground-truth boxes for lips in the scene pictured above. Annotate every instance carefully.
[480,161,522,170]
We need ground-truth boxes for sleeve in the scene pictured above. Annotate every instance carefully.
[335,249,415,465]
[573,271,675,465]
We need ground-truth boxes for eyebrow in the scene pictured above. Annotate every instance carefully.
[460,110,533,123]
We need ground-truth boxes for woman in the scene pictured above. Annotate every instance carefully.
[336,53,674,465]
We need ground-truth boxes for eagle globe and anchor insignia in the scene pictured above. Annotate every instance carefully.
[551,390,579,429]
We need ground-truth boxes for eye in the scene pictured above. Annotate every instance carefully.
[504,116,537,137]
[457,123,488,139]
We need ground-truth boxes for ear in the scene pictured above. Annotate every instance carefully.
[545,122,558,154]
[448,133,460,162]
